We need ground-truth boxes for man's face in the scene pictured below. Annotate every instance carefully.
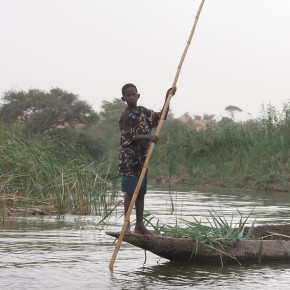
[123,87,139,104]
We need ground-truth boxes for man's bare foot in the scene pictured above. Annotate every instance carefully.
[134,226,156,235]
[125,227,132,234]
[124,221,131,234]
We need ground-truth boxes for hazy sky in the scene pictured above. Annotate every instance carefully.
[1,0,289,120]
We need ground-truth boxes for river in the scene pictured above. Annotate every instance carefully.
[1,185,290,289]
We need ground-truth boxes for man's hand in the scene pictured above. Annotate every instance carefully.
[148,135,159,144]
[166,87,177,98]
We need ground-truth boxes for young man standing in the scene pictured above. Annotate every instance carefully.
[118,83,176,234]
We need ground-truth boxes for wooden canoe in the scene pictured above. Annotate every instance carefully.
[107,225,290,264]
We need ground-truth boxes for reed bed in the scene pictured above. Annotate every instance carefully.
[152,102,290,190]
[0,123,119,218]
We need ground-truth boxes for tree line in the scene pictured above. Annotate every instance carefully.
[1,87,289,191]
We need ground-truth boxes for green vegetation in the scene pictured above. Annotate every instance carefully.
[0,88,99,133]
[147,209,255,242]
[0,123,118,217]
[0,88,121,218]
[1,87,290,219]
[144,209,256,265]
[151,102,290,191]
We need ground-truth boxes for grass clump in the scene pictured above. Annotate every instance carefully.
[144,209,256,265]
[0,123,119,217]
[146,209,255,243]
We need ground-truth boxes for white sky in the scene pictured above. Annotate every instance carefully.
[1,0,289,120]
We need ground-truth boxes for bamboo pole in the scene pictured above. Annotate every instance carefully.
[109,0,206,269]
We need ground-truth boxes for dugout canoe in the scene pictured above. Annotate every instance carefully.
[107,225,290,264]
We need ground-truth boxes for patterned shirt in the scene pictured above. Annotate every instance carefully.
[118,106,161,176]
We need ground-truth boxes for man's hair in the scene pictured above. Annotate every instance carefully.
[121,83,138,96]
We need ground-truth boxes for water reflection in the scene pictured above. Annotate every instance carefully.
[130,262,290,289]
[1,186,290,289]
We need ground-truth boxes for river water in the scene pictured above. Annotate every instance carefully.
[1,185,290,289]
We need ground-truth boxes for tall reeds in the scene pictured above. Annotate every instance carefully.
[152,101,290,190]
[0,123,119,217]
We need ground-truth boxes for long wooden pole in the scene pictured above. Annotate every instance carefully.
[109,0,206,269]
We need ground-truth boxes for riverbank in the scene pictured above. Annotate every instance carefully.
[152,170,290,193]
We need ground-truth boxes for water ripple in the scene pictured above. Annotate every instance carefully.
[1,186,290,289]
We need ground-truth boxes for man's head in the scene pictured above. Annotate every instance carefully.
[122,83,138,96]
[121,83,140,102]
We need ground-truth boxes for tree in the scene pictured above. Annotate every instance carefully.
[180,112,192,123]
[0,88,99,133]
[99,98,125,123]
[193,115,202,120]
[203,113,215,121]
[47,127,107,160]
[225,105,242,120]
[94,98,126,150]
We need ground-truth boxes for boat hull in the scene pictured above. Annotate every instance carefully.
[107,225,290,264]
